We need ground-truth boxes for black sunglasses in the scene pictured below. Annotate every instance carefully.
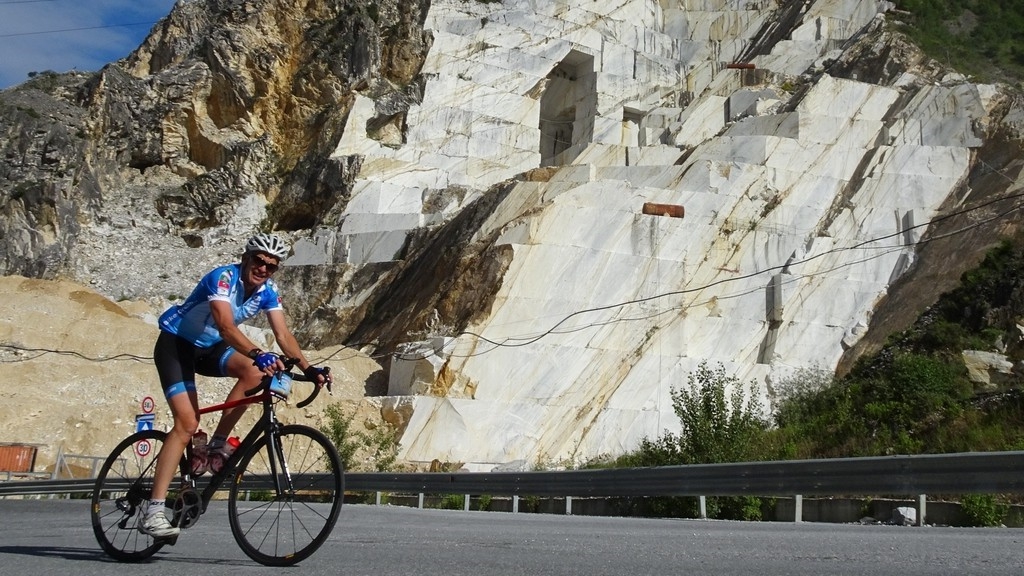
[249,253,280,273]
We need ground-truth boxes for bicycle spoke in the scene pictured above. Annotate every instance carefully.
[91,430,184,562]
[228,425,343,566]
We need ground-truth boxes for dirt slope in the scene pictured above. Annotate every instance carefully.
[0,275,384,476]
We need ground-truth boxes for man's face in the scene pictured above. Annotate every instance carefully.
[244,251,280,286]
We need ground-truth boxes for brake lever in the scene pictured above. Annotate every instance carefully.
[295,367,331,408]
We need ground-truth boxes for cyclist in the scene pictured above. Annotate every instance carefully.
[142,233,333,538]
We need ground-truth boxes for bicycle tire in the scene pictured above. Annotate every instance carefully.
[227,424,344,566]
[90,429,186,561]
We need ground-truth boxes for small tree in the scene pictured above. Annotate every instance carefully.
[322,404,361,471]
[666,361,768,465]
[960,493,1008,527]
[619,361,770,520]
[321,404,399,472]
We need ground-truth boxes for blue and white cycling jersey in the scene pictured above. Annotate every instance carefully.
[158,263,283,347]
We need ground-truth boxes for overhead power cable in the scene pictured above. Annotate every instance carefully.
[0,342,366,368]
[429,187,1024,360]
[4,178,1024,366]
[0,21,158,39]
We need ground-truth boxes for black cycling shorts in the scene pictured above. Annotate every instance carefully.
[153,330,234,399]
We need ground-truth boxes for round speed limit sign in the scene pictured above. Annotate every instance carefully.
[135,439,152,458]
[141,396,155,414]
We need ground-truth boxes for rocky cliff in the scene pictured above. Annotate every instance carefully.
[2,0,1024,470]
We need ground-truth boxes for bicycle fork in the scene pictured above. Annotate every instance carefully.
[265,424,297,498]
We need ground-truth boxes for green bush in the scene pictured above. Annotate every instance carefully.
[605,362,771,519]
[665,361,769,465]
[610,362,769,467]
[890,1,1024,83]
[960,494,1008,527]
[771,370,868,457]
[881,352,969,430]
[439,494,465,510]
[919,319,969,350]
[322,404,362,470]
[612,495,704,519]
[772,351,972,456]
[521,495,541,513]
[321,405,399,472]
[716,495,764,522]
[362,422,400,472]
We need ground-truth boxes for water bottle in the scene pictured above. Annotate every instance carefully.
[270,372,292,398]
[208,435,241,475]
[190,430,209,475]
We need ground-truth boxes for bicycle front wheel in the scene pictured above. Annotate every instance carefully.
[228,424,344,566]
[90,429,185,561]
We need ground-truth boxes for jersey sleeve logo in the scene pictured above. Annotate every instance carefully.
[216,270,232,295]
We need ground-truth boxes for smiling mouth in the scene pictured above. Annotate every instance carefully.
[247,266,271,283]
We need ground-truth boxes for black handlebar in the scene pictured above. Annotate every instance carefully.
[296,366,331,408]
[243,357,332,409]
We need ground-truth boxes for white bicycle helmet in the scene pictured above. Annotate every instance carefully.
[244,233,289,259]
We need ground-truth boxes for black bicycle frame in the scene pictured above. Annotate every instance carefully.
[192,391,288,514]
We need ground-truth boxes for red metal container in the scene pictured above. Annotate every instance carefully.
[0,444,38,473]
[642,202,685,218]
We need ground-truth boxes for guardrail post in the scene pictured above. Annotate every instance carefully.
[51,446,63,481]
[513,495,519,513]
[566,496,573,515]
[418,493,425,509]
[794,495,803,523]
[464,494,471,511]
[917,494,926,526]
[698,496,707,519]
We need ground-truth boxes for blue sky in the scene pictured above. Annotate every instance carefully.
[0,0,177,89]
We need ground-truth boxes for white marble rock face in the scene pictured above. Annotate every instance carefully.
[307,0,998,469]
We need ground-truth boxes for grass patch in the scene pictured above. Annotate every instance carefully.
[890,1,1024,84]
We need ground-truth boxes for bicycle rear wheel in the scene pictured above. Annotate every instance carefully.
[228,424,344,566]
[90,429,186,561]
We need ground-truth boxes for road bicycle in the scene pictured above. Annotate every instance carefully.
[90,359,344,566]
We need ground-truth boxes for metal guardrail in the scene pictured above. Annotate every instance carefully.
[3,451,1024,498]
[0,471,50,482]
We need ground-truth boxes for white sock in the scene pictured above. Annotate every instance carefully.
[147,499,166,518]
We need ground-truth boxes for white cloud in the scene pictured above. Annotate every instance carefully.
[0,0,177,89]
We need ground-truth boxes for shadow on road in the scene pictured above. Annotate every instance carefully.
[0,545,111,562]
[0,545,254,567]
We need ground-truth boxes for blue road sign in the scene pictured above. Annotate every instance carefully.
[135,413,156,433]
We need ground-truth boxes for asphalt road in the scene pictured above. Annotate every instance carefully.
[1,499,1023,575]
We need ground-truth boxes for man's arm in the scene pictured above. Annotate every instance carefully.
[265,309,311,371]
[266,309,331,386]
[210,300,282,374]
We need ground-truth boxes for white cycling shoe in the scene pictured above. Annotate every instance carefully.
[139,513,180,538]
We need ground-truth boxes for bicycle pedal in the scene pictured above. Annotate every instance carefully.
[154,534,179,546]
